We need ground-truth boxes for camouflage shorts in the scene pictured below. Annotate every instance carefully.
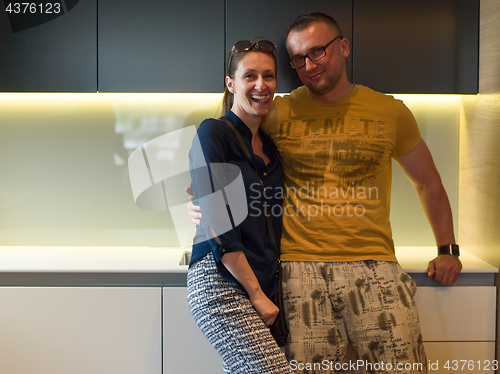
[282,260,426,374]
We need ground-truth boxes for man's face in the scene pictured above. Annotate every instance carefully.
[287,22,349,99]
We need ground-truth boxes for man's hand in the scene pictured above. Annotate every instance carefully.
[185,187,202,225]
[427,255,462,286]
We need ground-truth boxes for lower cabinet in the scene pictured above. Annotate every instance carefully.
[0,285,495,374]
[416,286,497,374]
[163,286,498,373]
[163,287,222,373]
[416,286,496,342]
[0,287,162,374]
[0,286,223,374]
[424,342,496,374]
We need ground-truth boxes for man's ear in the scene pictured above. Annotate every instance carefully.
[226,76,235,93]
[341,37,350,58]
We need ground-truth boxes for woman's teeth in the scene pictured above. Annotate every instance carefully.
[251,95,267,101]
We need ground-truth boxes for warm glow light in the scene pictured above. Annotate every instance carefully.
[393,94,462,105]
[0,92,223,104]
[0,93,225,119]
[0,92,462,101]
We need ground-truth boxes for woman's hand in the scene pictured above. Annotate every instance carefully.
[220,251,278,326]
[249,290,279,326]
[185,187,202,225]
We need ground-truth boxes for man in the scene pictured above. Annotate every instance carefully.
[189,12,462,373]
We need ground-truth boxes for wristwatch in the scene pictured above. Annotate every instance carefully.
[438,244,460,257]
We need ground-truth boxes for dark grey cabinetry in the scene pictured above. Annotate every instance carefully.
[352,0,479,94]
[0,0,97,92]
[98,0,224,92]
[226,0,352,93]
[0,0,479,93]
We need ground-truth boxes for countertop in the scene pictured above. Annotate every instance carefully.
[0,246,496,287]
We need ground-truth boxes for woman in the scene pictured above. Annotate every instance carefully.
[187,40,291,374]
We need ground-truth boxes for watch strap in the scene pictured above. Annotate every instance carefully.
[438,244,460,257]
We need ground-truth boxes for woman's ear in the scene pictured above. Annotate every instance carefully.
[225,76,235,94]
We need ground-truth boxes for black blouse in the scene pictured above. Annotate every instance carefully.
[189,111,284,298]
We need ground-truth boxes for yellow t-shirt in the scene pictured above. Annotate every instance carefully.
[261,85,422,262]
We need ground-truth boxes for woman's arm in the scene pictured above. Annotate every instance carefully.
[190,120,279,325]
[221,251,279,326]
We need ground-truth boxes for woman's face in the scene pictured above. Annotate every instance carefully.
[226,51,277,122]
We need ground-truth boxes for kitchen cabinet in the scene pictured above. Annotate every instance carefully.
[97,0,224,92]
[0,0,97,92]
[417,286,496,342]
[417,286,496,373]
[226,0,352,93]
[0,247,495,374]
[0,287,162,374]
[352,0,479,94]
[163,278,497,374]
[424,342,496,373]
[0,286,222,374]
[163,287,222,373]
[0,0,479,93]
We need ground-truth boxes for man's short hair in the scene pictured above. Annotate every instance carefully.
[285,12,343,42]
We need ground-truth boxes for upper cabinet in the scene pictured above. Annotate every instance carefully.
[352,0,479,94]
[0,0,97,92]
[226,0,352,94]
[97,0,224,93]
[0,0,479,94]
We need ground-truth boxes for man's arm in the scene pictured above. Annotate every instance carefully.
[185,187,201,225]
[394,139,462,286]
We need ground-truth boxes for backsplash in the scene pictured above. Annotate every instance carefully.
[0,93,460,246]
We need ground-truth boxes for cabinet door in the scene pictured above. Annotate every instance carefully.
[226,0,352,93]
[0,0,97,92]
[98,0,224,92]
[424,342,496,374]
[414,286,496,342]
[353,0,479,94]
[163,287,222,374]
[0,287,162,374]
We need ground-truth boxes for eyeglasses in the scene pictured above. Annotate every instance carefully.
[287,35,343,69]
[232,40,277,54]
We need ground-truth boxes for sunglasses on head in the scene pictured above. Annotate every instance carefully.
[231,39,276,54]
